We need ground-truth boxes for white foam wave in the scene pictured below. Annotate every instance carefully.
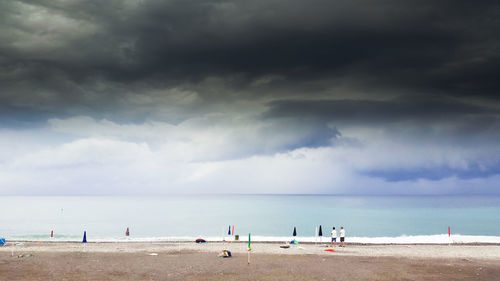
[4,234,500,244]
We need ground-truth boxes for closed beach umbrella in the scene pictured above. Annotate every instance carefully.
[82,231,87,243]
[319,225,323,236]
[228,225,231,235]
[247,233,251,265]
[293,227,297,237]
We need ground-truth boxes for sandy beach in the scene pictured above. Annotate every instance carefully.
[1,242,499,280]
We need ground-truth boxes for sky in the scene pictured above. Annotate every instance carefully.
[1,0,499,195]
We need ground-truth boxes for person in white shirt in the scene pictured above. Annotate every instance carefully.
[340,226,346,247]
[330,227,337,247]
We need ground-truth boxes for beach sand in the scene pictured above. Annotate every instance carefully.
[1,242,499,280]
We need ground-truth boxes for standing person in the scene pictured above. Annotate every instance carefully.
[340,226,346,247]
[330,227,337,247]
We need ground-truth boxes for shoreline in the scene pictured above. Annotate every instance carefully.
[4,240,500,246]
[2,241,500,260]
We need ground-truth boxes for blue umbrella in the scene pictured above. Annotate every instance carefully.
[319,225,323,236]
[293,227,297,236]
[82,231,87,243]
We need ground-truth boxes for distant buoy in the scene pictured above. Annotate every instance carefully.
[126,227,130,237]
[82,231,87,243]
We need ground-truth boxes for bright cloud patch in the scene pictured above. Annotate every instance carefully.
[0,116,499,195]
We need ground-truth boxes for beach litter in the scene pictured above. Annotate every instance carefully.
[217,250,232,258]
[17,254,34,258]
[149,253,158,256]
[280,245,290,249]
[324,249,336,252]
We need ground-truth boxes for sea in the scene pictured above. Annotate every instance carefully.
[1,195,499,244]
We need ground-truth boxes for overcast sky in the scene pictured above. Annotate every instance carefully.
[1,0,499,195]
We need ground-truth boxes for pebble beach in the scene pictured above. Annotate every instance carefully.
[1,242,499,280]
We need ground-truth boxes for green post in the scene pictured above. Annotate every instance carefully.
[247,233,251,265]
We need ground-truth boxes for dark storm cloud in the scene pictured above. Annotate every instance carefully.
[365,162,500,182]
[0,104,58,128]
[265,97,496,124]
[265,97,500,146]
[1,0,499,124]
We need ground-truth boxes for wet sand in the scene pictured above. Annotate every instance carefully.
[1,242,499,280]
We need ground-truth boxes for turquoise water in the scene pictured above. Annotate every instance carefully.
[0,195,499,240]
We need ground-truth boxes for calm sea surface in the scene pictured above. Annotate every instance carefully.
[1,195,499,240]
